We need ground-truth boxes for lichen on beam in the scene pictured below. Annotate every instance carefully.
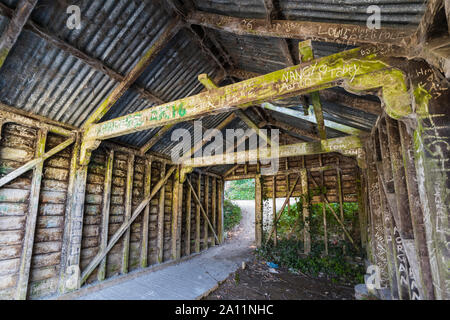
[186,11,414,47]
[182,136,362,168]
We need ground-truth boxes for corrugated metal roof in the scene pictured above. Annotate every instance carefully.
[0,0,420,172]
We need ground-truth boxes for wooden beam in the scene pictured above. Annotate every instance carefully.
[272,176,277,246]
[385,117,414,240]
[0,0,38,69]
[186,177,220,244]
[122,154,135,274]
[183,136,363,168]
[195,173,201,252]
[171,169,183,260]
[0,136,75,188]
[203,175,209,250]
[265,174,301,244]
[211,177,217,247]
[267,116,320,142]
[185,175,192,255]
[98,149,114,281]
[157,163,166,263]
[300,168,311,254]
[14,128,46,300]
[140,125,174,155]
[84,46,412,144]
[186,11,414,47]
[299,40,326,140]
[255,174,263,247]
[217,178,224,244]
[140,160,152,268]
[236,110,273,146]
[81,166,176,285]
[82,19,182,127]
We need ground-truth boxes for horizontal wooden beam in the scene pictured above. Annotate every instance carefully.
[186,11,414,47]
[83,46,411,149]
[268,118,319,141]
[183,135,362,168]
[0,136,75,188]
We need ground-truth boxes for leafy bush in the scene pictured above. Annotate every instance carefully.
[223,199,242,231]
[225,179,255,200]
[256,239,365,284]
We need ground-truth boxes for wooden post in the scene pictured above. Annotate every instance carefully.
[218,179,224,244]
[211,177,217,246]
[300,168,311,254]
[356,169,368,249]
[98,149,114,281]
[122,154,135,274]
[195,173,201,252]
[321,156,328,256]
[385,117,413,240]
[140,160,152,268]
[156,163,166,263]
[203,175,209,250]
[272,176,277,246]
[185,175,192,255]
[336,163,345,253]
[171,168,183,260]
[399,122,435,300]
[15,128,47,300]
[255,174,263,247]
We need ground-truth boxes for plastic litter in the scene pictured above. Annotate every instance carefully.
[266,262,279,269]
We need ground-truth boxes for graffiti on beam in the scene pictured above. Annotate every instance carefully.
[96,103,187,137]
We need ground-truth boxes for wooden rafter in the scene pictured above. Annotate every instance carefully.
[183,136,362,168]
[83,19,183,127]
[84,46,412,147]
[0,0,38,69]
[186,11,415,47]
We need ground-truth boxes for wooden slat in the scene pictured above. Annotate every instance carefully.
[185,176,192,255]
[195,173,201,252]
[255,175,263,247]
[211,177,216,247]
[203,176,209,250]
[217,179,224,244]
[121,154,134,274]
[171,170,183,260]
[98,149,114,281]
[14,128,46,300]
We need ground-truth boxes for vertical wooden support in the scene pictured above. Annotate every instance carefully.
[356,169,368,249]
[300,168,311,254]
[122,154,135,274]
[185,176,192,255]
[59,134,93,293]
[336,163,345,253]
[156,163,166,263]
[399,122,435,300]
[195,173,201,252]
[365,139,389,286]
[385,117,414,240]
[285,174,290,235]
[272,176,277,246]
[298,40,326,139]
[15,129,47,299]
[217,179,224,244]
[140,159,152,268]
[255,174,263,247]
[203,175,209,250]
[98,149,114,281]
[320,156,328,256]
[171,168,183,260]
[211,177,217,247]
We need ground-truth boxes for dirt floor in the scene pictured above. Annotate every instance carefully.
[204,200,355,300]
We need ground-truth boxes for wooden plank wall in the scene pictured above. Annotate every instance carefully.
[0,121,223,299]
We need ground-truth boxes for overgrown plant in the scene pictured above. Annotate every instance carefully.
[223,199,242,231]
[225,179,255,200]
